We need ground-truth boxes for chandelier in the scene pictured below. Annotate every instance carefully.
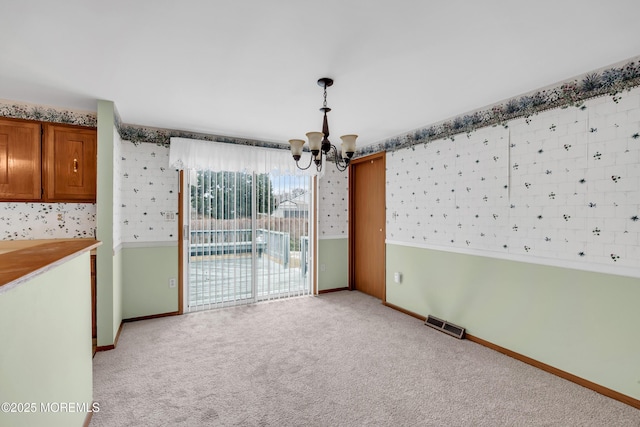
[288,78,357,172]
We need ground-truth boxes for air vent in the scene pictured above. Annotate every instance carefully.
[425,315,465,339]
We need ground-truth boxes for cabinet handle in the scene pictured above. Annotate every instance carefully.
[73,159,78,173]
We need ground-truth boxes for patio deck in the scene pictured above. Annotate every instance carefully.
[187,252,310,309]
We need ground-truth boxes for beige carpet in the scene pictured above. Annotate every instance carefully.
[91,291,640,426]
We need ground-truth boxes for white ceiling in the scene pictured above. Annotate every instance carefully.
[1,1,639,147]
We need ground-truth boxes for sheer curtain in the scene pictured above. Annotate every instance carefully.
[169,137,303,175]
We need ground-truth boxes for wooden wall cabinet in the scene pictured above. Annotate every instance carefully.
[0,119,97,203]
[0,118,42,201]
[43,124,97,203]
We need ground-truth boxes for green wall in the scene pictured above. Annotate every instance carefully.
[386,243,640,400]
[96,100,122,347]
[0,254,93,427]
[122,245,179,319]
[318,238,349,291]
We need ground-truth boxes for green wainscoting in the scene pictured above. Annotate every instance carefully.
[318,238,349,291]
[386,243,640,400]
[122,245,179,319]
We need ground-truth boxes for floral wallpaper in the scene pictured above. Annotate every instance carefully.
[0,203,96,240]
[318,167,349,238]
[113,127,123,249]
[387,126,509,250]
[387,86,640,271]
[118,140,179,243]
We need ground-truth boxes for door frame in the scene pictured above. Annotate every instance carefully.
[348,151,386,302]
[178,170,185,314]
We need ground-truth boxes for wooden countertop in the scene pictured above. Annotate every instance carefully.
[0,239,101,293]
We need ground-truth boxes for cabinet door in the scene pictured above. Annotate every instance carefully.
[0,119,42,201]
[43,124,97,202]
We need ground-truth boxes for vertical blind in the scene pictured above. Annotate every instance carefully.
[170,138,313,311]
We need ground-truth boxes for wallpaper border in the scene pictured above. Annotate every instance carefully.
[111,57,640,157]
[0,98,97,127]
[2,57,639,158]
[359,57,640,157]
[113,106,288,150]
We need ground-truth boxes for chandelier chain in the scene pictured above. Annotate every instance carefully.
[323,85,328,109]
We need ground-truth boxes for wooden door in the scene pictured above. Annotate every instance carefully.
[349,152,385,301]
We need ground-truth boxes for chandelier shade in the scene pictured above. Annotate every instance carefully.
[340,134,357,159]
[306,131,323,154]
[288,139,305,160]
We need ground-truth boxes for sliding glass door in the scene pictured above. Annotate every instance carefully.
[184,169,312,311]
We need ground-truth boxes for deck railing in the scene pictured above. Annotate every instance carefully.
[190,229,303,269]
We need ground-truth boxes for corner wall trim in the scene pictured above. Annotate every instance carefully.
[96,321,124,352]
[123,311,180,323]
[382,301,640,410]
[318,287,350,295]
[82,404,95,427]
[383,301,426,321]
